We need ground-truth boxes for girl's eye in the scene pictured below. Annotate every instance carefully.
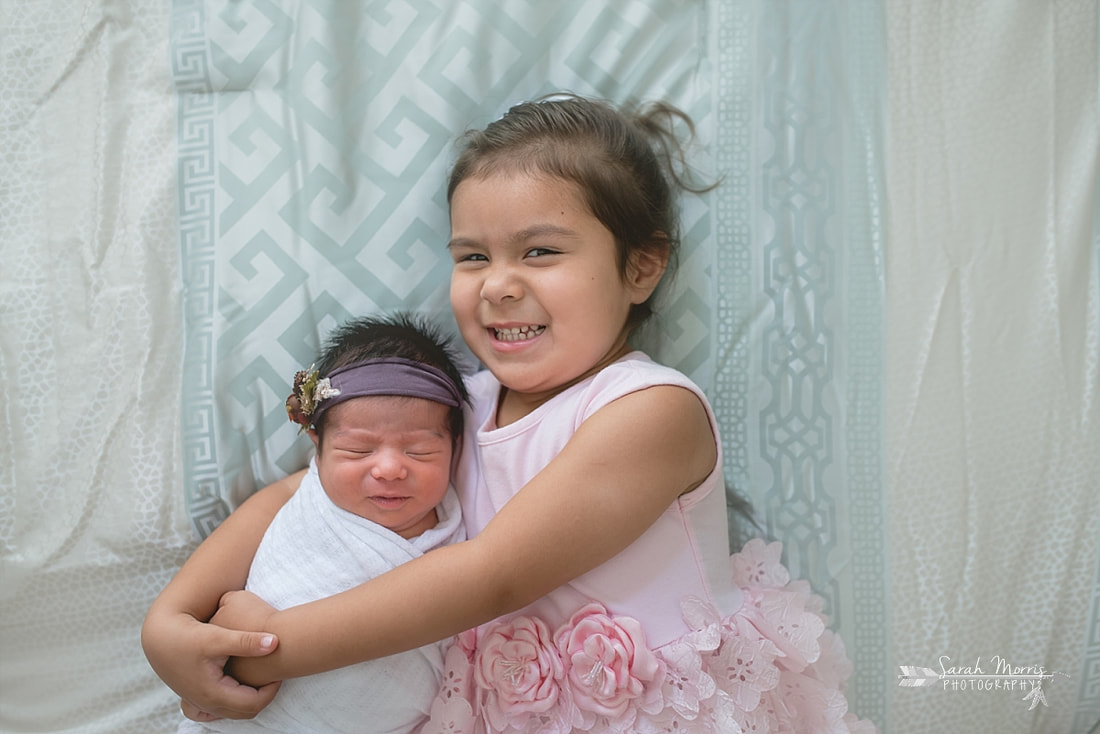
[525,247,558,258]
[453,252,487,263]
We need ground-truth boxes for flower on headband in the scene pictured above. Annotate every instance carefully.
[285,366,340,433]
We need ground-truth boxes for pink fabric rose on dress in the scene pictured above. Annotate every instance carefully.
[474,615,565,731]
[554,603,665,724]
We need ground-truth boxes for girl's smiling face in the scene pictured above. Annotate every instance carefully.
[448,172,666,420]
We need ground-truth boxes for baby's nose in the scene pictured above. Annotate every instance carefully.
[370,451,408,480]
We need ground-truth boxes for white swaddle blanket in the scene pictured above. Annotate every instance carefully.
[180,458,465,734]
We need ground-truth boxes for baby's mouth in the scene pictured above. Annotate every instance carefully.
[493,325,546,342]
[370,495,409,507]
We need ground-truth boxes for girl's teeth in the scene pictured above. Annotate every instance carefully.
[494,326,546,342]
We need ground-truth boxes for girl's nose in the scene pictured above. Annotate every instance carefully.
[370,450,408,481]
[480,264,521,303]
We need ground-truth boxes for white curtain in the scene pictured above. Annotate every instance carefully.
[884,2,1099,731]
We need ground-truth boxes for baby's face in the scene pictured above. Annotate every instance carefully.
[316,395,453,539]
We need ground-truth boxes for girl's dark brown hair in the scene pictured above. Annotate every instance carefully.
[447,93,715,332]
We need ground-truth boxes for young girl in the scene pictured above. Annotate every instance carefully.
[143,95,875,733]
[181,313,469,734]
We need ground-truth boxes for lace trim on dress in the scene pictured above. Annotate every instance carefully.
[419,540,877,734]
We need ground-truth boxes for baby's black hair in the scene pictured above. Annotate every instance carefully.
[313,313,469,443]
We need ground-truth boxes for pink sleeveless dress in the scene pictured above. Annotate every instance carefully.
[420,353,875,734]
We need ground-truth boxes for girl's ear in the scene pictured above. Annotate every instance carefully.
[627,235,670,303]
[308,428,320,449]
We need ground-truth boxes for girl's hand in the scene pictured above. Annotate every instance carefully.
[213,590,281,687]
[140,471,303,717]
[212,590,278,633]
[141,608,281,720]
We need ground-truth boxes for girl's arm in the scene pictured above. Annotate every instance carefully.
[141,469,305,719]
[228,385,716,686]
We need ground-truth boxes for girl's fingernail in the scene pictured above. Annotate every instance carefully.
[260,635,275,650]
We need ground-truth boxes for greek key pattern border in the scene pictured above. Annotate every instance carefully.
[171,0,231,538]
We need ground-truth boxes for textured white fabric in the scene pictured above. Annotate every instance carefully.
[885,2,1100,732]
[0,2,193,733]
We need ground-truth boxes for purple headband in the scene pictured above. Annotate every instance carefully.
[285,358,462,432]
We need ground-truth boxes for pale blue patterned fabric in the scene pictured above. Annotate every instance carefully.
[171,0,718,528]
[169,0,889,724]
[713,1,888,722]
